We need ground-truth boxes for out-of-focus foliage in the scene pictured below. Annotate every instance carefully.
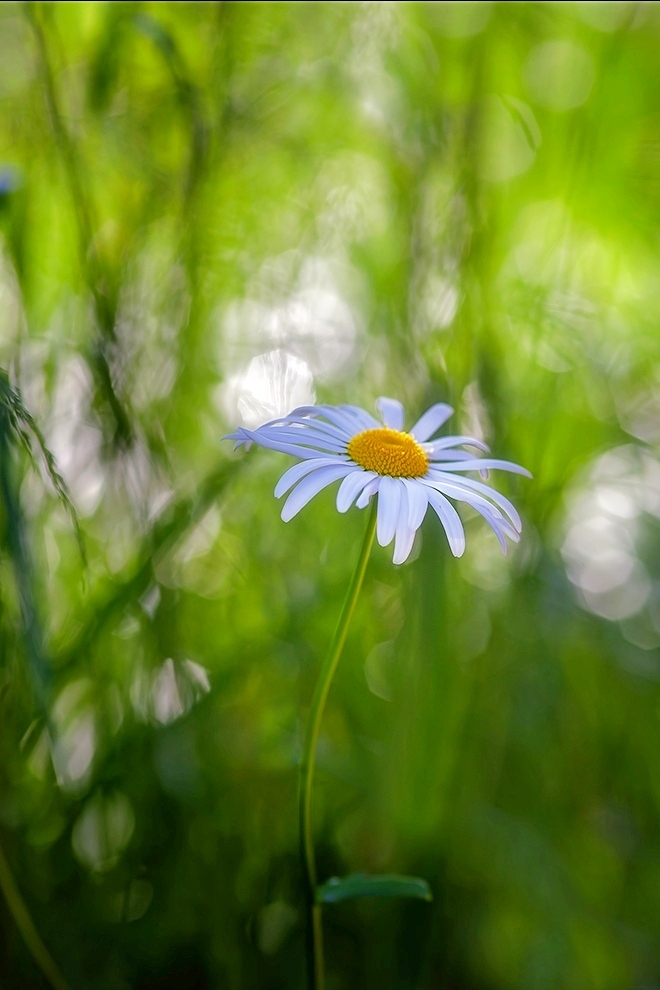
[0,1,659,987]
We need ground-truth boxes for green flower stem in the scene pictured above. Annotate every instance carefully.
[299,503,377,990]
[0,837,69,990]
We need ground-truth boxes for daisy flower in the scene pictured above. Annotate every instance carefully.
[225,397,530,564]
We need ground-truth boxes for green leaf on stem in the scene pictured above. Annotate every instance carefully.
[316,873,432,904]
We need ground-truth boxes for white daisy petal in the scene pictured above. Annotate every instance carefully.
[423,477,509,519]
[402,478,429,530]
[392,486,416,564]
[254,426,348,454]
[409,403,454,441]
[291,405,377,435]
[239,428,331,460]
[427,471,522,531]
[339,405,381,429]
[284,407,355,438]
[275,457,346,498]
[430,450,480,463]
[484,513,509,553]
[425,488,466,556]
[498,517,520,541]
[336,469,378,513]
[376,476,402,547]
[242,410,338,436]
[281,464,355,522]
[431,458,532,476]
[393,524,416,565]
[274,415,353,443]
[375,397,405,431]
[425,435,490,455]
[223,429,254,450]
[491,514,520,550]
[476,504,520,553]
[356,477,380,509]
[423,479,519,551]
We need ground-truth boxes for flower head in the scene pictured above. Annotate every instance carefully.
[225,397,530,564]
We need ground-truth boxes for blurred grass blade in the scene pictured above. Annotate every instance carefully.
[0,371,85,562]
[0,825,69,989]
[0,391,49,703]
[317,874,432,905]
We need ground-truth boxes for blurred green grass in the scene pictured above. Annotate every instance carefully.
[0,2,659,987]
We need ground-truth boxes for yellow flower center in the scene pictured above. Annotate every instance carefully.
[347,427,429,478]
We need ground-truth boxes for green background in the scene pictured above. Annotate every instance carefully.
[0,2,659,987]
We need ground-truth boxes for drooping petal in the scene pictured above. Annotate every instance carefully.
[274,457,346,498]
[423,478,519,551]
[376,476,402,546]
[356,477,380,508]
[486,508,520,549]
[427,470,522,531]
[402,478,429,530]
[473,503,520,553]
[375,397,405,431]
[336,469,378,513]
[425,488,466,556]
[479,508,509,552]
[281,464,356,522]
[392,485,416,564]
[495,515,520,541]
[409,403,454,441]
[423,477,509,518]
[393,524,416,565]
